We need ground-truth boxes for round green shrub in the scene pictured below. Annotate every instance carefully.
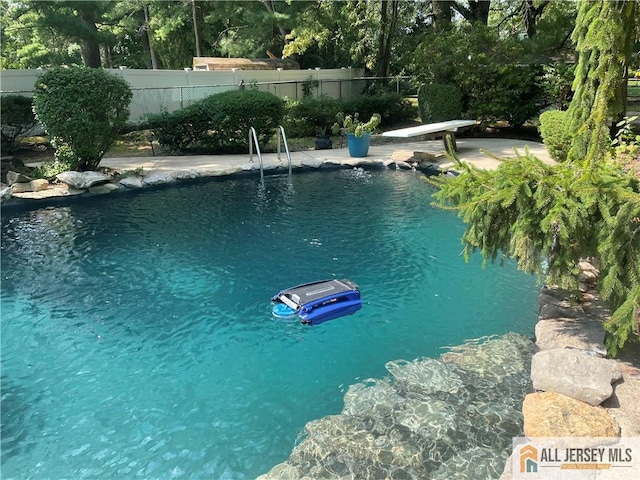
[1,94,39,152]
[149,90,283,154]
[539,109,572,162]
[198,89,284,153]
[32,66,132,171]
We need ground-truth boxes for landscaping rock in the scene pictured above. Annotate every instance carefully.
[119,176,144,188]
[6,170,32,185]
[142,171,177,185]
[29,179,49,192]
[11,182,33,193]
[531,349,621,405]
[578,260,599,285]
[89,183,120,194]
[1,183,12,201]
[57,171,111,189]
[173,169,199,180]
[202,167,243,177]
[388,160,413,170]
[301,158,323,169]
[522,391,619,437]
[390,150,415,163]
[538,302,585,319]
[535,316,606,353]
[2,156,34,183]
[11,179,49,193]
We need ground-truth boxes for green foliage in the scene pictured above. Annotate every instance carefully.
[0,95,38,152]
[149,90,284,154]
[417,84,462,122]
[31,158,72,181]
[611,116,640,147]
[539,110,572,162]
[339,93,416,127]
[539,63,576,110]
[32,66,132,171]
[146,109,197,153]
[427,152,640,356]
[460,64,544,127]
[567,0,637,165]
[282,96,340,138]
[331,112,381,138]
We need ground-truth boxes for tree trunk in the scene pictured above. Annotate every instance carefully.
[522,0,550,38]
[377,0,399,77]
[432,0,453,29]
[192,0,202,57]
[77,8,101,67]
[143,4,160,69]
[262,0,289,44]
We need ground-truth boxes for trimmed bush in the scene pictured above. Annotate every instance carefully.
[417,84,463,122]
[147,109,198,153]
[149,90,284,154]
[282,96,340,138]
[0,95,39,152]
[539,109,572,162]
[32,67,132,171]
[459,64,544,127]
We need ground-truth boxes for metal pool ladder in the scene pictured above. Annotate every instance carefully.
[249,126,292,180]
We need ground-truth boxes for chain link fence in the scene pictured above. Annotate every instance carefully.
[1,76,416,125]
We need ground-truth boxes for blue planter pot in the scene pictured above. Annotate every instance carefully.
[346,132,372,157]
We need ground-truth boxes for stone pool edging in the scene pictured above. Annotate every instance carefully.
[499,260,640,479]
[0,153,445,207]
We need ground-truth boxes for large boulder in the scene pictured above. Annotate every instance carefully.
[531,349,621,405]
[1,156,34,183]
[6,170,32,186]
[56,171,111,189]
[11,179,49,193]
[523,392,619,437]
[1,183,12,201]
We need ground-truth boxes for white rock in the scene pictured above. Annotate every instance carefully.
[142,171,177,185]
[56,171,111,189]
[301,158,323,168]
[119,176,144,188]
[89,183,120,194]
[531,348,622,406]
[6,171,32,185]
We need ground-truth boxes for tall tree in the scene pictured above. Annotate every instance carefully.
[377,0,400,76]
[428,0,640,355]
[27,0,110,67]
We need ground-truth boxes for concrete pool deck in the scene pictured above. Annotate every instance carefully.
[97,136,554,174]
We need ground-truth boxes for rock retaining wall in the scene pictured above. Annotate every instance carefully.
[499,260,640,479]
[0,153,449,207]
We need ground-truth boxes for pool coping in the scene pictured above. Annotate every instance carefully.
[2,138,553,209]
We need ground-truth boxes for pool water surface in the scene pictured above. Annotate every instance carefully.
[1,169,539,479]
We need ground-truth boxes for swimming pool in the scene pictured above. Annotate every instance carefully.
[1,169,539,479]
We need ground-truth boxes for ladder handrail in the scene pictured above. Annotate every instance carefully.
[277,126,292,176]
[248,127,264,180]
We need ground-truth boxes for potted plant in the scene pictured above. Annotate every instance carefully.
[314,125,333,150]
[331,112,381,157]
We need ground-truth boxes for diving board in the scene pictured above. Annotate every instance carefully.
[381,119,477,152]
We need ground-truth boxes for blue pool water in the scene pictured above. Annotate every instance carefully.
[1,169,539,479]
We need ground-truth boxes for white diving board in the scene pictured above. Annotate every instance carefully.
[381,119,477,152]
